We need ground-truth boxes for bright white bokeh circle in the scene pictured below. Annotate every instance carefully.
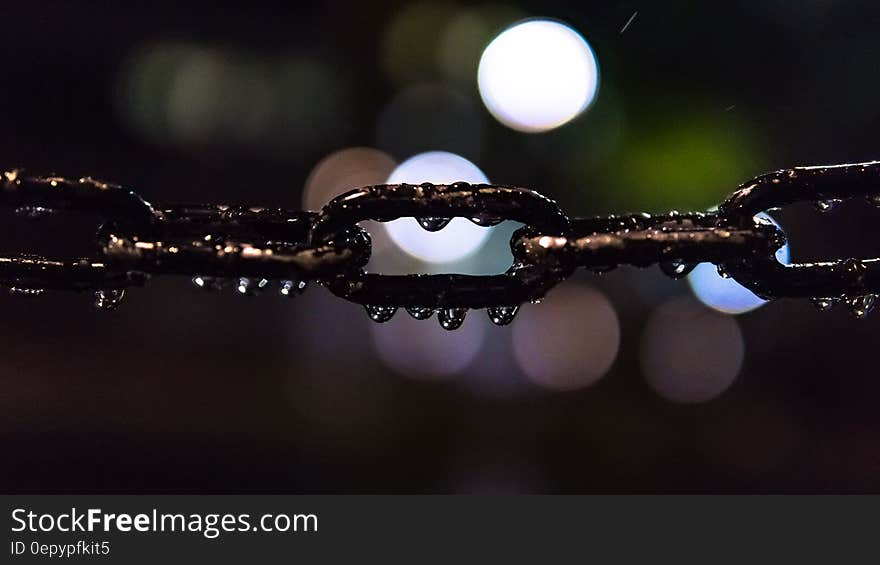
[477,19,599,133]
[687,214,789,315]
[382,151,493,264]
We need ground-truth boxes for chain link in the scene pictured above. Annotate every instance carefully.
[1,161,878,325]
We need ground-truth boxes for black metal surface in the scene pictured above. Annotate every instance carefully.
[309,182,570,243]
[1,161,879,325]
[512,212,784,273]
[718,161,880,301]
[324,266,567,309]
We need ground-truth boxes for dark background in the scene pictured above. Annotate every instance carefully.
[2,1,880,492]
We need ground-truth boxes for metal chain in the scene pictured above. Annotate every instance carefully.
[1,161,879,327]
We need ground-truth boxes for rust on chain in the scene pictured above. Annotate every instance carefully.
[0,161,879,326]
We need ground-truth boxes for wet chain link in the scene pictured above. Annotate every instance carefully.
[1,161,879,326]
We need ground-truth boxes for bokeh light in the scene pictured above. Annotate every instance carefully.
[164,47,235,144]
[512,285,619,391]
[304,147,397,210]
[117,42,349,155]
[438,5,526,84]
[607,114,756,212]
[526,83,626,193]
[477,19,599,133]
[688,213,789,315]
[304,147,398,256]
[688,265,765,315]
[380,1,458,85]
[383,151,493,264]
[370,310,485,381]
[285,287,395,449]
[640,298,745,403]
[465,319,534,398]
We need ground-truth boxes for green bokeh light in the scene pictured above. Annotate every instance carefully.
[607,114,761,212]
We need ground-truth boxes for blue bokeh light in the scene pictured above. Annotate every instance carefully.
[688,214,789,315]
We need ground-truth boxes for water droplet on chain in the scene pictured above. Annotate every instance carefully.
[810,297,838,312]
[469,216,503,227]
[716,265,730,278]
[842,257,866,277]
[365,305,397,323]
[405,306,435,320]
[236,277,268,296]
[14,206,55,219]
[814,199,842,213]
[9,286,44,297]
[589,265,616,275]
[192,275,225,291]
[438,308,467,330]
[659,260,697,279]
[845,294,877,319]
[416,217,451,232]
[94,289,124,311]
[487,305,519,326]
[279,279,308,297]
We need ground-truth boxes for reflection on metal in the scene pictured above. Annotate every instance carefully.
[1,162,880,329]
